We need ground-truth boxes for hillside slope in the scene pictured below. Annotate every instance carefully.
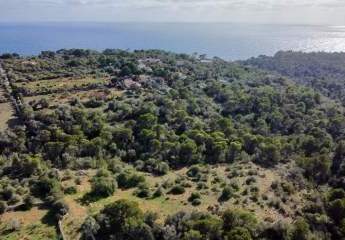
[243,51,345,106]
[1,49,345,240]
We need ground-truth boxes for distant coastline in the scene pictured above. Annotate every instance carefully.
[0,22,345,60]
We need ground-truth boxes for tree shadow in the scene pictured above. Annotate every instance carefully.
[6,117,21,129]
[41,208,58,227]
[78,192,104,206]
[0,228,16,236]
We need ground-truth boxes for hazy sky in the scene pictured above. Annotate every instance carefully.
[1,0,345,25]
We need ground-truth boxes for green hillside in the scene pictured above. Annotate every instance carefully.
[1,49,345,240]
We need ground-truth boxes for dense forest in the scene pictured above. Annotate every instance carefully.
[243,51,345,106]
[1,49,345,239]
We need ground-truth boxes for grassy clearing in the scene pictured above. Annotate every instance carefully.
[0,207,58,240]
[15,76,110,95]
[24,88,124,110]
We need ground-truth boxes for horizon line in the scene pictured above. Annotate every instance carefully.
[0,20,338,27]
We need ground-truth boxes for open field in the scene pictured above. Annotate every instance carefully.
[0,207,58,240]
[23,88,124,108]
[14,75,111,96]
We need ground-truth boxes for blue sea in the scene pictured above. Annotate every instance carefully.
[0,22,345,60]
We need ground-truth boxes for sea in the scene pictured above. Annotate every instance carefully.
[0,22,345,60]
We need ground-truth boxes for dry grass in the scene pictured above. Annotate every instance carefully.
[60,162,305,237]
[24,88,124,108]
[0,207,47,225]
[1,162,308,239]
[15,76,110,95]
[0,207,57,240]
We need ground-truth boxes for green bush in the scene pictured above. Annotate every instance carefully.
[188,192,201,202]
[192,198,202,206]
[329,189,345,201]
[219,186,234,202]
[187,165,202,178]
[222,209,257,232]
[225,227,252,240]
[169,185,185,195]
[91,175,117,197]
[153,187,164,198]
[134,183,151,198]
[184,230,203,240]
[291,218,310,240]
[117,172,146,189]
[64,186,78,195]
[93,199,144,239]
[0,200,7,214]
[23,195,35,210]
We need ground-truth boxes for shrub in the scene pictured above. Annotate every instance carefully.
[192,198,202,206]
[94,199,144,239]
[184,230,203,240]
[32,175,62,199]
[162,179,174,189]
[95,169,111,178]
[75,177,82,185]
[245,177,256,185]
[225,227,252,240]
[262,194,268,201]
[281,182,295,195]
[228,170,239,178]
[0,200,7,214]
[328,198,345,223]
[82,216,100,240]
[23,195,35,210]
[291,218,310,240]
[188,192,201,202]
[8,194,21,205]
[117,172,146,189]
[153,187,164,198]
[219,186,233,202]
[155,162,170,175]
[91,175,117,197]
[51,199,69,220]
[230,180,240,191]
[62,170,74,181]
[64,186,77,195]
[187,165,202,178]
[222,209,257,232]
[271,181,279,190]
[144,211,158,227]
[182,181,193,188]
[135,183,151,198]
[2,186,15,201]
[329,188,345,201]
[250,186,259,193]
[197,182,208,190]
[268,198,282,210]
[169,185,185,195]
